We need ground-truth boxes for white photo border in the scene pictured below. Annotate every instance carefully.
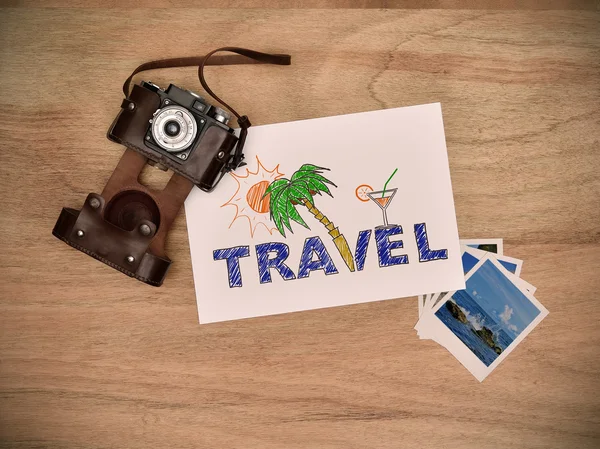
[425,254,548,381]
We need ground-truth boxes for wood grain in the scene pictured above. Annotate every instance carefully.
[2,1,600,10]
[1,7,599,449]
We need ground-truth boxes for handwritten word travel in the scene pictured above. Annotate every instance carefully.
[213,224,448,288]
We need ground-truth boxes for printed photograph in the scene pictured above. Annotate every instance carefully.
[465,243,498,253]
[461,251,481,274]
[435,259,542,366]
[462,249,519,275]
[497,259,518,274]
[429,250,520,311]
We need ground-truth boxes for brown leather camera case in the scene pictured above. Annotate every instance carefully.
[53,47,291,287]
[52,149,195,286]
[52,125,236,286]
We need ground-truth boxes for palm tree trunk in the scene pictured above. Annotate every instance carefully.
[300,198,355,272]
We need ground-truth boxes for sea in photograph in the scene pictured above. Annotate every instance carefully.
[435,290,514,366]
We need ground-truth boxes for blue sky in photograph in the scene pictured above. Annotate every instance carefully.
[498,260,517,273]
[462,252,517,275]
[465,260,540,338]
[462,252,479,274]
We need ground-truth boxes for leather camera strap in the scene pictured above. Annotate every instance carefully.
[123,47,291,175]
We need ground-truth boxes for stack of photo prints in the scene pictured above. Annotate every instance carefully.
[415,239,548,381]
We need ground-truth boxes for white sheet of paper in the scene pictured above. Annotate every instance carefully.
[185,103,464,323]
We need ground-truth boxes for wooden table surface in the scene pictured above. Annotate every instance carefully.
[1,3,599,448]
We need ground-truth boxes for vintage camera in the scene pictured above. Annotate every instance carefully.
[108,81,240,192]
[53,47,291,286]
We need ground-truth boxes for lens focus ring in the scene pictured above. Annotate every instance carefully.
[151,105,197,153]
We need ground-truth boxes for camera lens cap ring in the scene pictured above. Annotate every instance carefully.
[151,105,197,153]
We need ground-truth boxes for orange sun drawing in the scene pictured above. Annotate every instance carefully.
[221,156,284,237]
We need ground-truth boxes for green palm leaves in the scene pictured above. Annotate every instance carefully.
[264,163,356,272]
[264,164,336,237]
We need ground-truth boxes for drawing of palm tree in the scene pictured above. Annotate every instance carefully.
[264,164,356,272]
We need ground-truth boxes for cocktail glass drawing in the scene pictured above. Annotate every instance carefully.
[366,188,398,229]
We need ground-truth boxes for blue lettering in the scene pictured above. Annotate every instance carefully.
[298,236,338,278]
[354,230,372,271]
[214,223,445,287]
[213,246,251,288]
[256,242,296,284]
[375,226,408,267]
[414,223,448,262]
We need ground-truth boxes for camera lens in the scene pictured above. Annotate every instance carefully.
[164,120,181,137]
[150,105,198,153]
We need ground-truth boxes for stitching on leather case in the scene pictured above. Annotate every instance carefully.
[52,230,162,287]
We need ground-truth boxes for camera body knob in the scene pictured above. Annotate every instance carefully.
[213,107,231,125]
